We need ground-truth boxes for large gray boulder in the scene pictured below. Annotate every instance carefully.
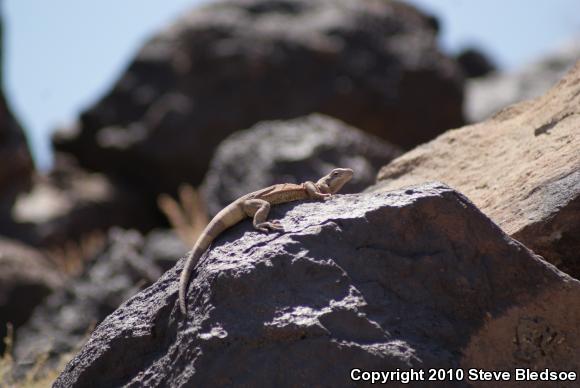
[54,184,580,387]
[201,114,402,216]
[53,0,464,195]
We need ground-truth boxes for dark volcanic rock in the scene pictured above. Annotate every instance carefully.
[0,80,34,222]
[0,237,61,354]
[2,154,159,247]
[0,93,33,199]
[455,47,496,78]
[202,114,402,216]
[53,0,464,195]
[13,228,187,370]
[55,184,580,387]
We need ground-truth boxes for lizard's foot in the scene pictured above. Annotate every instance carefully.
[255,221,284,232]
[270,220,284,230]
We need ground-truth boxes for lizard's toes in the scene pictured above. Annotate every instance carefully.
[266,222,284,231]
[267,222,284,231]
[256,222,283,232]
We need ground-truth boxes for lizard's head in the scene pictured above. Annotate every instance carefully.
[318,168,354,194]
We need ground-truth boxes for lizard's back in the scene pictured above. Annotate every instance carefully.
[245,183,308,204]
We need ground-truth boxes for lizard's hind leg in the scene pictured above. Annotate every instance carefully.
[243,199,284,232]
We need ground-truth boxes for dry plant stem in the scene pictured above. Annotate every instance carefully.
[0,323,15,386]
[158,185,209,246]
[44,231,106,276]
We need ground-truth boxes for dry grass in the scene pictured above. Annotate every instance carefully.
[44,232,106,276]
[1,322,94,387]
[158,184,208,246]
[0,323,15,387]
[0,323,61,388]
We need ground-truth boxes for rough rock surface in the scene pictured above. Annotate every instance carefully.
[465,38,580,122]
[0,237,61,354]
[201,114,402,216]
[13,228,187,371]
[53,0,464,194]
[0,154,159,247]
[55,184,580,387]
[374,61,580,279]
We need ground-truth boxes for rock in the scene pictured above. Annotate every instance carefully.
[201,114,402,216]
[0,93,33,202]
[13,228,186,372]
[465,38,580,122]
[0,7,34,205]
[0,237,62,354]
[373,61,580,279]
[455,47,496,78]
[0,10,34,216]
[54,184,580,387]
[53,0,464,195]
[0,154,159,247]
[143,229,191,272]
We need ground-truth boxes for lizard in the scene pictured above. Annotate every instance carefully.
[179,167,354,314]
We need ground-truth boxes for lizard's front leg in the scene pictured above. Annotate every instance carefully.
[304,181,331,199]
[243,199,284,232]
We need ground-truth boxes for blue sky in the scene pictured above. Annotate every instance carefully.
[3,0,580,170]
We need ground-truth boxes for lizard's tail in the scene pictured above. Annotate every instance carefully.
[179,202,240,315]
[178,244,206,314]
[178,215,232,314]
